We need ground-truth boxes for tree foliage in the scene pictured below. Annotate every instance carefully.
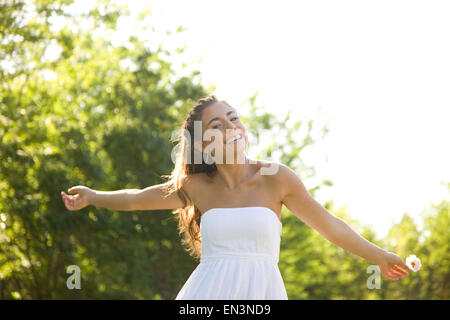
[0,0,208,299]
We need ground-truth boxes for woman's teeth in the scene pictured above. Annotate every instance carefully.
[226,134,242,144]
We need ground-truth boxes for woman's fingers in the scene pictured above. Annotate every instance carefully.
[63,197,69,209]
[390,272,401,280]
[62,191,70,199]
[61,191,74,209]
[396,261,410,273]
[66,196,72,209]
[385,271,398,280]
[68,187,77,194]
[390,267,406,278]
[384,265,408,280]
[62,192,75,200]
[393,265,409,276]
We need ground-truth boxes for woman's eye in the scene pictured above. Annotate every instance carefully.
[211,117,238,129]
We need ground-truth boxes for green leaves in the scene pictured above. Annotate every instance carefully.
[0,0,206,299]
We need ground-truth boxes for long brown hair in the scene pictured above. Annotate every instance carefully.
[161,95,223,261]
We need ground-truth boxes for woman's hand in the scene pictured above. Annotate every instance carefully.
[61,186,93,211]
[378,251,410,280]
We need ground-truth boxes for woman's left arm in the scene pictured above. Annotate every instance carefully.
[276,163,410,280]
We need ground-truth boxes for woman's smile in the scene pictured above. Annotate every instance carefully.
[226,133,242,144]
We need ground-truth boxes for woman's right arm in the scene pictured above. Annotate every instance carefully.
[61,181,189,212]
[129,181,187,211]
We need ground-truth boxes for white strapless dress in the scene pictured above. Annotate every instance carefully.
[175,206,288,300]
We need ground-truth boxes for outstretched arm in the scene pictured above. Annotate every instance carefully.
[277,163,410,280]
[62,180,187,212]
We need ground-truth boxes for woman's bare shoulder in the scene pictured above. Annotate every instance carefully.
[182,172,214,185]
[255,160,293,189]
[180,172,213,199]
[252,159,286,176]
[180,173,199,190]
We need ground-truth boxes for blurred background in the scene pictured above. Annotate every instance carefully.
[0,0,448,299]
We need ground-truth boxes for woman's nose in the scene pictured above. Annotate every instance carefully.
[224,119,237,129]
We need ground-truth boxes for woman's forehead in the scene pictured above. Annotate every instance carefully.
[202,102,236,123]
[203,101,234,115]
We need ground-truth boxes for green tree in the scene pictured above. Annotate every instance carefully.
[0,0,209,299]
[380,197,449,299]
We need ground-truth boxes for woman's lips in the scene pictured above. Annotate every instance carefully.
[226,134,242,144]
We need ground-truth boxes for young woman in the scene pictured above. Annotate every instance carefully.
[61,95,410,299]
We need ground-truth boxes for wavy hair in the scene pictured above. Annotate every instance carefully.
[161,95,226,261]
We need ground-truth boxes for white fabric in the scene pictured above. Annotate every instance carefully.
[175,206,288,300]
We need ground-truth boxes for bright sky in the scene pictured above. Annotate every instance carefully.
[100,0,450,237]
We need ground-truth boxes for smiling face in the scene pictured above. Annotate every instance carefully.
[195,101,248,164]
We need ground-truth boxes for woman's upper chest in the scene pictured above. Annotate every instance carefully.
[189,168,282,214]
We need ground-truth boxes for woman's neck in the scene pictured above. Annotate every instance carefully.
[214,155,252,190]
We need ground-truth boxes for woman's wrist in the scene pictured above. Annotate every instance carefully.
[373,249,389,265]
[86,189,96,205]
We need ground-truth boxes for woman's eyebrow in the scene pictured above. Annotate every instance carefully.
[206,111,236,127]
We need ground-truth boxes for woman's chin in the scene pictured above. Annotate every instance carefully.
[221,151,247,164]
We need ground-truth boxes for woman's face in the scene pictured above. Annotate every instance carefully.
[196,101,248,164]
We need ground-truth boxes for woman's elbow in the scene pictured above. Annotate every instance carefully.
[321,216,346,242]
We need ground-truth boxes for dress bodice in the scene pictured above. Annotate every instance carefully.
[199,206,282,265]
